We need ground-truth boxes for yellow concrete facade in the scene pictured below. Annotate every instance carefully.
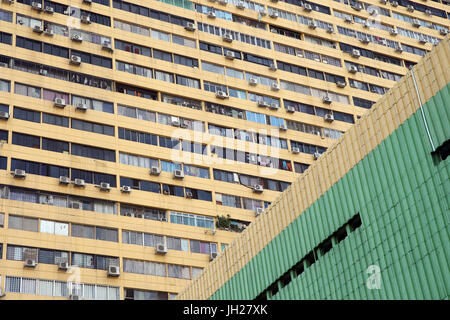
[0,0,448,300]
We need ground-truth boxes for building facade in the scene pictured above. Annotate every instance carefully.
[176,37,450,300]
[0,0,449,299]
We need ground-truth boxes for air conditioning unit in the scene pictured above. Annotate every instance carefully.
[390,28,398,36]
[336,81,346,88]
[225,51,235,60]
[279,123,287,131]
[156,243,168,254]
[236,1,245,9]
[209,252,218,261]
[379,0,387,4]
[269,103,279,110]
[322,96,332,104]
[363,21,370,28]
[0,111,10,120]
[218,0,227,5]
[185,22,196,31]
[252,184,263,193]
[207,11,216,18]
[271,83,280,91]
[44,6,54,13]
[407,4,414,12]
[107,265,120,277]
[440,29,448,36]
[425,9,432,16]
[44,28,54,36]
[121,185,131,193]
[395,45,403,53]
[59,176,71,184]
[259,9,267,16]
[324,113,334,122]
[33,25,43,34]
[344,16,353,23]
[69,201,82,209]
[269,63,277,71]
[76,103,87,111]
[391,1,398,7]
[70,294,81,300]
[222,33,233,42]
[257,101,269,108]
[286,106,295,113]
[255,207,264,216]
[248,77,258,86]
[54,98,66,108]
[368,7,378,15]
[360,36,370,44]
[419,37,428,44]
[74,178,85,187]
[308,21,317,29]
[292,147,300,154]
[102,41,113,52]
[348,65,358,73]
[351,49,361,58]
[24,259,37,267]
[351,3,363,11]
[13,169,26,178]
[185,191,193,198]
[327,26,334,34]
[31,2,43,11]
[313,152,321,160]
[2,0,14,4]
[303,3,312,12]
[171,116,180,127]
[269,12,278,19]
[99,182,110,191]
[216,90,228,99]
[71,34,83,42]
[173,169,184,179]
[150,166,161,175]
[81,15,91,24]
[70,55,82,65]
[163,189,170,195]
[83,0,92,4]
[58,261,69,270]
[412,19,420,28]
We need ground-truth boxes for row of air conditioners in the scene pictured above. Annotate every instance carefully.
[60,176,111,191]
[149,166,184,179]
[33,25,54,36]
[54,99,88,111]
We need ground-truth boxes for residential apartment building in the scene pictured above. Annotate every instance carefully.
[0,0,448,300]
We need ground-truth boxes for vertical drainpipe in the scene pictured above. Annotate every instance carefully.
[410,69,436,152]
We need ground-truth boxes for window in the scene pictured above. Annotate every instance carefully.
[168,264,190,279]
[8,215,39,232]
[71,224,95,239]
[12,132,40,149]
[71,119,114,136]
[0,157,5,170]
[71,143,116,162]
[14,83,41,98]
[42,113,69,127]
[11,158,69,178]
[0,79,10,92]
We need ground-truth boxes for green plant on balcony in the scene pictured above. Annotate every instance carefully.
[216,214,231,230]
